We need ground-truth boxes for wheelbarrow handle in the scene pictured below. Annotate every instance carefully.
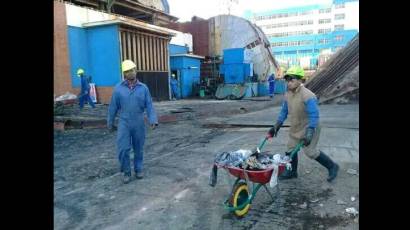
[258,136,270,151]
[289,142,304,159]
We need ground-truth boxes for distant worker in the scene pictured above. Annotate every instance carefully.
[170,74,178,100]
[77,68,95,109]
[268,66,339,182]
[267,73,275,98]
[107,60,158,184]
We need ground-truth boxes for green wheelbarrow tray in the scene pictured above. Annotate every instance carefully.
[219,138,304,214]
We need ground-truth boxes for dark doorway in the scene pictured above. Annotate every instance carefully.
[137,72,169,101]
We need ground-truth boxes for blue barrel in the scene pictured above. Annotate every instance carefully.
[258,82,268,96]
[274,79,287,94]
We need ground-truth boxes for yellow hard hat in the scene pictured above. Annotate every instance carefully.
[77,68,84,76]
[121,60,136,72]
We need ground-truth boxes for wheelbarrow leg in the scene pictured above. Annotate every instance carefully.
[263,185,275,202]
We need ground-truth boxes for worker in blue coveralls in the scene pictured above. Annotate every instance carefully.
[170,73,178,100]
[268,66,339,182]
[267,73,275,98]
[107,60,158,184]
[77,68,95,109]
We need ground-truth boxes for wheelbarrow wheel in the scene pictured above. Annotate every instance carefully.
[230,182,250,217]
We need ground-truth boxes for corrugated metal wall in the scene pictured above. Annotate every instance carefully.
[119,27,171,100]
[119,27,169,72]
[165,19,209,57]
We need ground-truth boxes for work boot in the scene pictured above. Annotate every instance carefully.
[123,172,132,184]
[315,151,339,182]
[135,171,144,179]
[279,153,298,180]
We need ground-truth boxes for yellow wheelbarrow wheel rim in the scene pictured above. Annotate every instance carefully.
[232,183,250,217]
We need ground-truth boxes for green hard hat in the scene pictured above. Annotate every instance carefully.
[284,66,305,79]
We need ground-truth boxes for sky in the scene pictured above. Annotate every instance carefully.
[167,0,333,22]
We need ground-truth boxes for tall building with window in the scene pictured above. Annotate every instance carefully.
[245,0,358,69]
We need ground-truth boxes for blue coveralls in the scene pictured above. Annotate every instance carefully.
[268,74,275,98]
[79,75,95,109]
[107,80,158,175]
[170,78,178,99]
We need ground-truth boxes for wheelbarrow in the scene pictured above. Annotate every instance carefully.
[215,136,304,217]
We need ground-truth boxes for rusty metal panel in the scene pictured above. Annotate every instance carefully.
[145,35,149,70]
[120,31,126,60]
[162,39,167,71]
[127,32,132,60]
[151,37,155,70]
[149,36,153,71]
[147,35,151,70]
[136,34,141,70]
[158,38,163,71]
[141,35,146,70]
[119,27,170,72]
[161,39,165,71]
[157,38,161,71]
[132,33,137,65]
[162,39,166,71]
[151,36,155,71]
[154,38,160,71]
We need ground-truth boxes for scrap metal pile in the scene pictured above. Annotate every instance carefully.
[305,33,359,104]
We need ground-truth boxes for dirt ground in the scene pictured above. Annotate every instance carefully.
[54,98,359,230]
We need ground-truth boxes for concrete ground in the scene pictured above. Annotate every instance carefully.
[54,97,359,230]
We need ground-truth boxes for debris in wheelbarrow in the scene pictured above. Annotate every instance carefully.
[208,149,291,187]
[213,149,254,168]
[209,149,255,187]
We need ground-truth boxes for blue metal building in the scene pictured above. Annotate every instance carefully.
[169,44,204,98]
[68,24,122,88]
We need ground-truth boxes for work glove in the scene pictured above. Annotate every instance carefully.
[303,127,315,146]
[108,125,117,133]
[268,122,282,137]
[150,123,158,130]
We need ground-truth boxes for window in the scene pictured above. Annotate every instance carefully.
[318,28,331,34]
[289,12,298,17]
[299,50,311,54]
[271,40,313,47]
[267,30,314,38]
[335,13,345,20]
[334,24,344,31]
[268,20,314,29]
[319,18,331,24]
[319,8,331,13]
[318,39,330,44]
[298,40,313,46]
[300,10,313,16]
[334,35,344,41]
[335,3,345,9]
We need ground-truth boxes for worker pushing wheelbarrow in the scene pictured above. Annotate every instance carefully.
[209,66,341,217]
[209,134,304,217]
